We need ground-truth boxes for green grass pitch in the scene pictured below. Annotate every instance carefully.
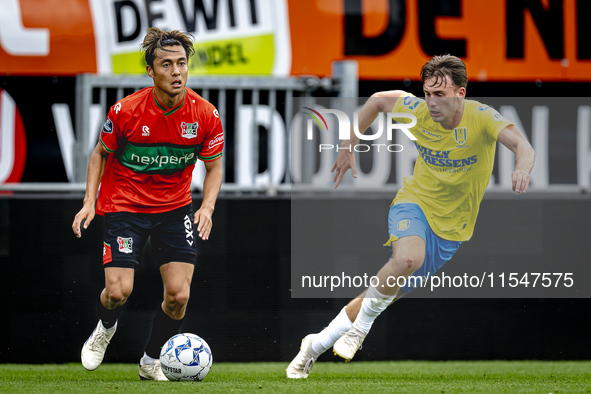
[1,361,591,393]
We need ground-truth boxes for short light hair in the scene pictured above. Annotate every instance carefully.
[421,54,468,89]
[140,27,195,68]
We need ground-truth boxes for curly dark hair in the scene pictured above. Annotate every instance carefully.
[421,54,468,89]
[140,27,195,68]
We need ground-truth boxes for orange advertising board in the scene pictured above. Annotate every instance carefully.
[1,0,590,81]
[288,0,591,81]
[0,0,97,75]
[0,0,289,76]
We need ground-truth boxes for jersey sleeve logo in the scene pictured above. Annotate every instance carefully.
[181,121,198,139]
[114,102,122,114]
[208,133,224,150]
[102,117,113,134]
[490,109,508,122]
[213,109,219,118]
[402,96,420,110]
[479,105,508,122]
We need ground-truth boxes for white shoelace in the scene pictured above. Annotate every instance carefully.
[339,331,363,351]
[89,331,110,351]
[302,357,315,374]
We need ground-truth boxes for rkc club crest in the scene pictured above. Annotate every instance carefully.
[454,127,467,145]
[397,219,410,231]
[181,121,198,139]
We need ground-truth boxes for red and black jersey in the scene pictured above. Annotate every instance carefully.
[97,86,224,215]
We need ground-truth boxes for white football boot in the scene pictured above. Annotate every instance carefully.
[332,327,366,362]
[81,320,117,370]
[139,358,168,381]
[286,334,318,379]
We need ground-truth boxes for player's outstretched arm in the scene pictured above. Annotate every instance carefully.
[332,90,405,188]
[194,158,223,240]
[498,125,535,194]
[72,143,109,238]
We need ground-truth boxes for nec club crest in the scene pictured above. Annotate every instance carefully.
[181,121,198,139]
[117,236,133,254]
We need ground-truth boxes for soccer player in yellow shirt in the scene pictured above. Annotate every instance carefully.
[287,55,535,378]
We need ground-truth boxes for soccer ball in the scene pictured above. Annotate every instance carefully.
[159,333,213,381]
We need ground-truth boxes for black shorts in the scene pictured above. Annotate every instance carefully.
[102,204,196,269]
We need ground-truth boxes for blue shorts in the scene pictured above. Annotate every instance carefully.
[384,203,462,294]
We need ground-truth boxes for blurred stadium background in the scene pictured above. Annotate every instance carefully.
[1,0,590,364]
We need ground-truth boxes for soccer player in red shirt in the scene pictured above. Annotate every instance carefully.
[72,28,224,380]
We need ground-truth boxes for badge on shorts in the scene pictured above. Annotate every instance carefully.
[117,236,133,254]
[397,219,410,231]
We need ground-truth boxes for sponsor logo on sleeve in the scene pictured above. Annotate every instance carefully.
[208,133,224,149]
[402,96,420,110]
[213,109,219,118]
[102,117,113,134]
[114,102,122,114]
[490,109,507,122]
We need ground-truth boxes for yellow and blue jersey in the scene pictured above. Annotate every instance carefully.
[392,93,513,241]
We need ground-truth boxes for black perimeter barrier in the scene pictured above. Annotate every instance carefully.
[1,196,590,363]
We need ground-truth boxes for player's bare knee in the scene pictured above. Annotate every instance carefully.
[390,254,423,275]
[163,290,190,320]
[165,289,190,308]
[104,288,131,306]
[174,292,190,307]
